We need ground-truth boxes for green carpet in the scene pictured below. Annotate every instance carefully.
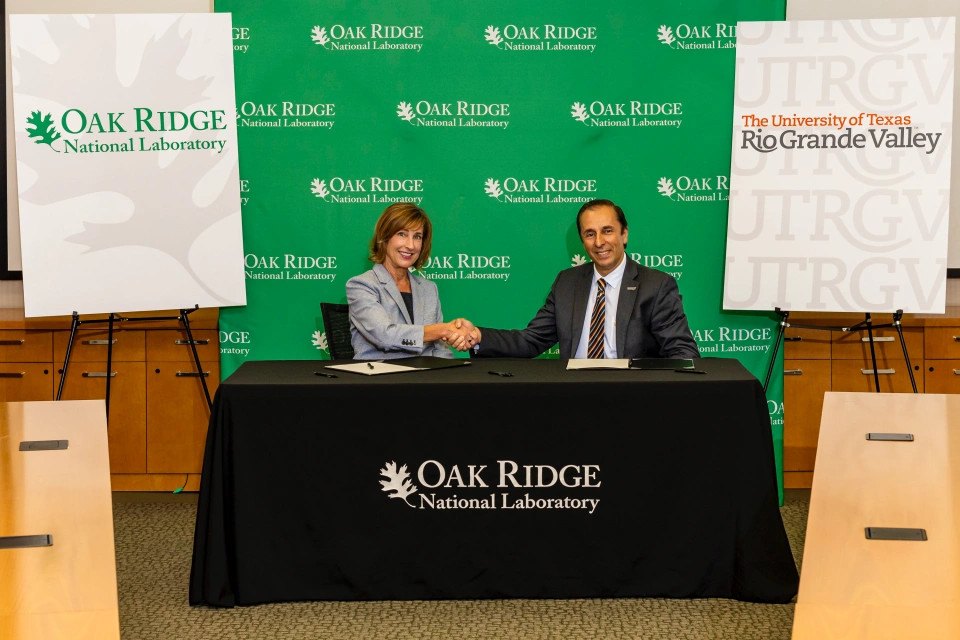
[113,494,807,639]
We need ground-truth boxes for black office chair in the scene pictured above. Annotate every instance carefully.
[319,303,355,360]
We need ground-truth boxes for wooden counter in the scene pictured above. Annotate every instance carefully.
[0,401,120,640]
[792,392,960,639]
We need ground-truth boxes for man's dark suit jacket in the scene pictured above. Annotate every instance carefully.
[475,258,700,359]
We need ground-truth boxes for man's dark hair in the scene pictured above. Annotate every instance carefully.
[576,199,628,235]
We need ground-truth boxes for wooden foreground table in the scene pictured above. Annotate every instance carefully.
[792,392,960,640]
[0,401,120,640]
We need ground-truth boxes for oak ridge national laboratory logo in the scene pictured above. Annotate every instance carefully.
[26,108,229,154]
[569,101,683,128]
[311,23,423,52]
[483,24,597,52]
[237,101,335,129]
[693,326,773,355]
[484,177,597,204]
[311,176,425,205]
[656,175,729,202]
[421,249,512,282]
[244,252,338,282]
[656,23,736,50]
[397,100,510,128]
[571,253,684,280]
[379,460,602,513]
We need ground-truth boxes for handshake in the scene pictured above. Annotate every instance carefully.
[439,318,482,352]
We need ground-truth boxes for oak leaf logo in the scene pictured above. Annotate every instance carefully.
[380,461,418,507]
[571,102,589,123]
[572,254,588,266]
[397,101,415,122]
[312,330,328,351]
[657,25,676,47]
[311,178,330,199]
[26,111,61,151]
[657,177,676,199]
[311,26,330,47]
[485,26,503,48]
[484,178,503,200]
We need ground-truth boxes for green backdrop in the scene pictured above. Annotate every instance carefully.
[216,0,787,501]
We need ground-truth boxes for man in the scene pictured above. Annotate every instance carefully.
[462,199,699,359]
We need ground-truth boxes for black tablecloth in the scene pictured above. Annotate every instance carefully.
[190,358,799,607]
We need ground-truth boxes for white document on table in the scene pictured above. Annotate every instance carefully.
[325,362,428,376]
[565,359,631,370]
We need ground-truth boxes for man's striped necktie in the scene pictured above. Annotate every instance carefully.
[587,278,606,359]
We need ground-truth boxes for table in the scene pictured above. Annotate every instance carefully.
[0,401,120,640]
[190,358,799,607]
[792,393,960,639]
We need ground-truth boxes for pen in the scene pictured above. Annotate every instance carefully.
[314,372,338,378]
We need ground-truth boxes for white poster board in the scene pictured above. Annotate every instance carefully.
[10,13,245,317]
[724,18,955,313]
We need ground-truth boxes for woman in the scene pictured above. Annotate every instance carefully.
[346,202,476,360]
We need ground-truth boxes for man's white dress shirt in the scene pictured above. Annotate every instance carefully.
[574,255,627,359]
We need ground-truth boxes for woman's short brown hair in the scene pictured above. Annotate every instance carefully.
[369,203,433,270]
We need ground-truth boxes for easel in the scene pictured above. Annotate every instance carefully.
[56,306,213,416]
[762,307,918,395]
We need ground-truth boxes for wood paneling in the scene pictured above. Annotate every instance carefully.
[145,330,219,363]
[832,327,923,360]
[146,362,219,473]
[924,328,960,359]
[0,364,53,402]
[54,363,146,474]
[831,358,924,394]
[53,329,144,363]
[784,328,832,360]
[784,471,813,489]
[784,360,831,471]
[791,393,960,640]
[0,330,52,362]
[0,401,120,640]
[925,361,960,394]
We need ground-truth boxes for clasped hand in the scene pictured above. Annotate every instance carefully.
[440,318,482,351]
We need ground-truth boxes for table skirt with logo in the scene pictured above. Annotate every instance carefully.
[189,358,799,606]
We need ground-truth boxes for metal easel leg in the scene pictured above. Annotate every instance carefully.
[763,308,790,394]
[56,312,80,401]
[865,313,880,393]
[893,309,918,393]
[181,308,213,410]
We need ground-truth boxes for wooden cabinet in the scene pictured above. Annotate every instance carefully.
[146,330,220,474]
[831,358,924,393]
[925,360,960,394]
[783,327,832,360]
[55,362,147,473]
[1,309,217,491]
[924,328,960,359]
[54,328,145,362]
[783,359,831,472]
[832,327,923,360]
[0,363,54,402]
